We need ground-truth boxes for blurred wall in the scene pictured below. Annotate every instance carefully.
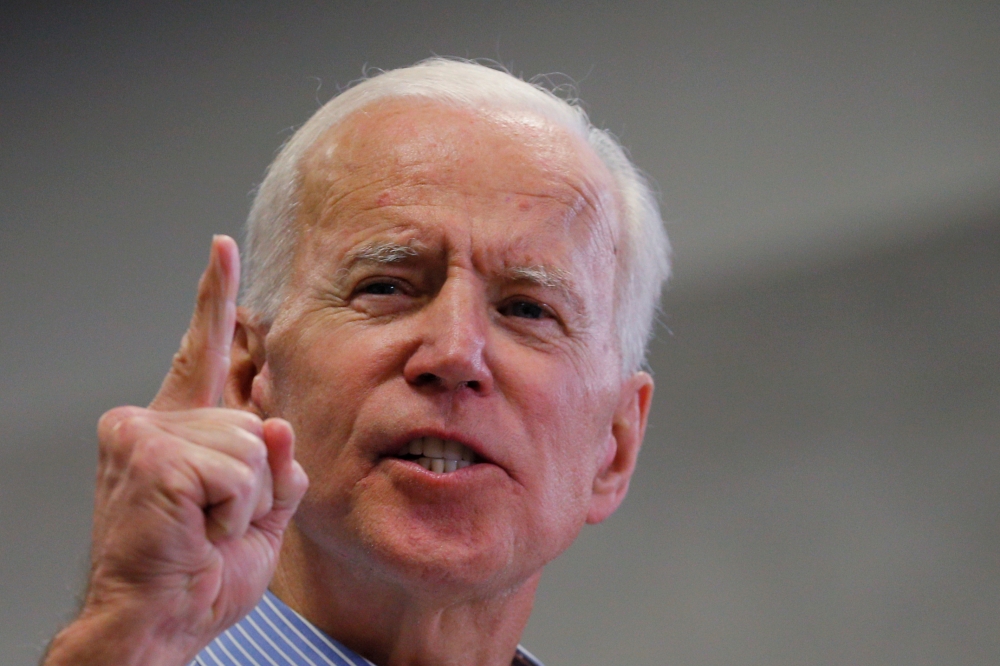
[526,220,1000,665]
[2,2,998,664]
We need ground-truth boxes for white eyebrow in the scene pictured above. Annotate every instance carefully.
[338,245,585,315]
[506,265,572,289]
[506,264,588,320]
[346,240,423,264]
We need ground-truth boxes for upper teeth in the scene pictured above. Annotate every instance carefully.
[398,437,477,473]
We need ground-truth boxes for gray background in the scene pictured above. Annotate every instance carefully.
[2,2,998,664]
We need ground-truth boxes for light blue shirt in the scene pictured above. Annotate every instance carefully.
[191,590,544,666]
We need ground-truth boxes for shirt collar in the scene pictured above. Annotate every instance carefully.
[193,589,544,666]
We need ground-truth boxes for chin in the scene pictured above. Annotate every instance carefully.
[291,462,579,599]
[348,504,541,598]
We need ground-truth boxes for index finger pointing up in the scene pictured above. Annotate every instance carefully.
[150,235,241,411]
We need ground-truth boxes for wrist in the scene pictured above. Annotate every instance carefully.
[43,597,203,666]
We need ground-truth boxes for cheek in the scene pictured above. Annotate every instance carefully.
[514,359,614,505]
[268,329,368,456]
[518,388,610,561]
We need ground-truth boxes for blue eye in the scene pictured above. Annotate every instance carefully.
[501,300,545,319]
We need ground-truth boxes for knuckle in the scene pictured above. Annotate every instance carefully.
[241,435,269,472]
[206,347,232,372]
[97,409,151,470]
[232,463,259,500]
[127,435,163,469]
[170,339,198,380]
[158,464,196,504]
[127,435,180,480]
[241,411,264,434]
[97,406,142,441]
[208,408,263,435]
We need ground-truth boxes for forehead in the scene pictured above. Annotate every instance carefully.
[295,98,620,269]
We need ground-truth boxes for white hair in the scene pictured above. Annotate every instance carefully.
[242,58,670,373]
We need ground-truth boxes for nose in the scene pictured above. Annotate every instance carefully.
[403,274,493,394]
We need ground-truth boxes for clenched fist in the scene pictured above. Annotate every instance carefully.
[44,236,309,666]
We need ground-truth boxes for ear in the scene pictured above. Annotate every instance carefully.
[224,306,271,417]
[586,371,654,524]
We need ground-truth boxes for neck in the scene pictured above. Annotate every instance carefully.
[270,523,539,666]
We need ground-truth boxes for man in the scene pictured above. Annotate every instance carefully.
[43,58,670,666]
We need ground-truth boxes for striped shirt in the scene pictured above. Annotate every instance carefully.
[191,590,545,666]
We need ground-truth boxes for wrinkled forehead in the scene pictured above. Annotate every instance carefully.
[294,97,622,247]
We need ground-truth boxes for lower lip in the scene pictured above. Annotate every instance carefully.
[384,457,494,481]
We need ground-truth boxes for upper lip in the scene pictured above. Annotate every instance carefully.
[381,429,492,465]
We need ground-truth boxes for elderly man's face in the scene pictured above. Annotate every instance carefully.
[242,99,650,595]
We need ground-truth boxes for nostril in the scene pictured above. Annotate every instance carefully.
[464,380,480,391]
[414,373,438,386]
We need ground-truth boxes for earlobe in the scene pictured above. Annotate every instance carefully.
[586,372,654,525]
[224,307,270,417]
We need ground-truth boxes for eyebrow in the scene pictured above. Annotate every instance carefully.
[345,240,424,265]
[505,265,572,290]
[338,240,588,317]
[344,242,574,289]
[505,264,588,320]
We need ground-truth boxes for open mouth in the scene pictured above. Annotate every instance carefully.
[392,436,479,474]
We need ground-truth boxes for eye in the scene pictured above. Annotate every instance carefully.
[360,281,399,296]
[349,277,418,316]
[499,299,547,320]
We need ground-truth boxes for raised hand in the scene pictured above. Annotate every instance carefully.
[44,236,308,666]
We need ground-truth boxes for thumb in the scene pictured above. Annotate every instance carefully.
[150,235,240,411]
[254,417,309,537]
